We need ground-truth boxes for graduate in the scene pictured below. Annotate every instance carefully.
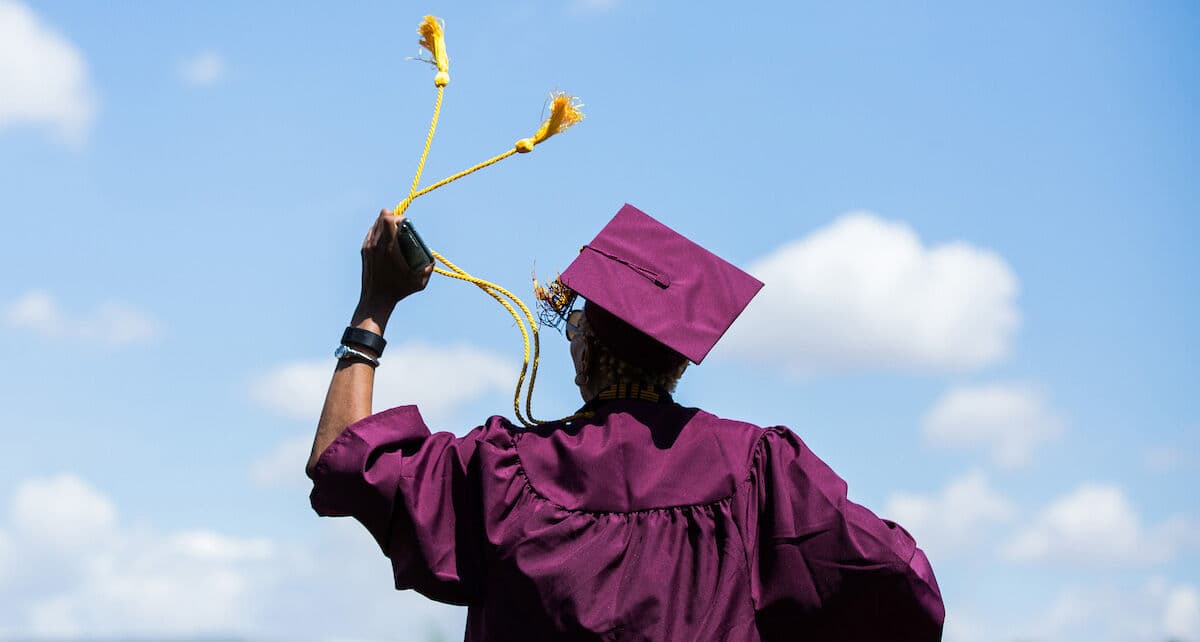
[307,203,945,641]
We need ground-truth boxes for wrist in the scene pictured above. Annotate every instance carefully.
[351,298,395,335]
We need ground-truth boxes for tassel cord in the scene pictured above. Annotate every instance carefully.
[395,85,445,217]
[388,16,591,427]
[430,251,592,427]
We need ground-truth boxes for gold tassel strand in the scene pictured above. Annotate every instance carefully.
[406,92,586,201]
[395,16,452,217]
[385,15,591,426]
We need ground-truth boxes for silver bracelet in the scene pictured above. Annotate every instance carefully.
[334,344,380,368]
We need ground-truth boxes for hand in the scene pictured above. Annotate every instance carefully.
[358,209,434,311]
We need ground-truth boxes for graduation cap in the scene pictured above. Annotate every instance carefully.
[554,204,764,368]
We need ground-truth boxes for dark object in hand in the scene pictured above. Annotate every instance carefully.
[397,219,434,270]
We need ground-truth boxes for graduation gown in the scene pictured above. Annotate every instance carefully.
[309,398,944,641]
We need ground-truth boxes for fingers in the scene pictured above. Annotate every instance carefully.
[379,211,400,247]
[380,208,404,231]
[411,261,434,292]
[363,209,398,251]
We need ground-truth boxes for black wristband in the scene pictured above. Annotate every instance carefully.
[342,326,387,355]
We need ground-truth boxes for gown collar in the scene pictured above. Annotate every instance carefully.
[578,383,674,415]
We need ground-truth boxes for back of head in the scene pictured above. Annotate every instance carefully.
[583,300,688,393]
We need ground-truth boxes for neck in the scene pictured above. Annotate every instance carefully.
[580,371,614,402]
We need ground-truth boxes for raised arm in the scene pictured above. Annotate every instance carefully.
[306,209,433,476]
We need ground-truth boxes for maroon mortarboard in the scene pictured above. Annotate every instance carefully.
[559,203,763,366]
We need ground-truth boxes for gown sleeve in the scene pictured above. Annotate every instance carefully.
[744,427,944,641]
[308,405,484,606]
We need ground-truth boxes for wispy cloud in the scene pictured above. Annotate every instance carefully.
[10,474,117,554]
[251,341,512,428]
[250,433,312,489]
[0,0,97,144]
[884,470,1016,560]
[178,50,225,87]
[1020,578,1200,642]
[0,473,466,640]
[1005,483,1198,567]
[721,212,1020,374]
[3,290,162,347]
[1165,584,1200,641]
[250,341,515,489]
[2,474,277,638]
[922,382,1065,468]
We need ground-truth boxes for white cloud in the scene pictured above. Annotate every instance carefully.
[1017,579,1200,642]
[3,290,162,347]
[1031,584,1150,642]
[250,433,313,489]
[291,519,467,641]
[1165,585,1200,641]
[251,341,513,428]
[250,341,516,488]
[10,474,116,553]
[0,0,97,143]
[26,529,277,638]
[1,474,281,638]
[0,474,467,640]
[721,212,1019,374]
[947,581,1200,642]
[940,606,986,642]
[4,289,63,332]
[1005,483,1196,567]
[179,50,224,87]
[922,382,1064,468]
[884,470,1015,559]
[83,301,162,345]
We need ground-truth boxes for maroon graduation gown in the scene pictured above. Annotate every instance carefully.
[309,399,944,641]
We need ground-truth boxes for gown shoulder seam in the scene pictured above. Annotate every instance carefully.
[507,425,772,516]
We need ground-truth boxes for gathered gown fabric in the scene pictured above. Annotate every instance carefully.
[309,399,944,641]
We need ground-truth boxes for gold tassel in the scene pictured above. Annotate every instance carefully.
[515,92,585,153]
[418,15,450,87]
[533,275,575,315]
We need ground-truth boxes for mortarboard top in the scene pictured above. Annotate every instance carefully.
[559,204,764,365]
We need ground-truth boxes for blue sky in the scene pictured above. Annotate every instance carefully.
[0,1,1196,640]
